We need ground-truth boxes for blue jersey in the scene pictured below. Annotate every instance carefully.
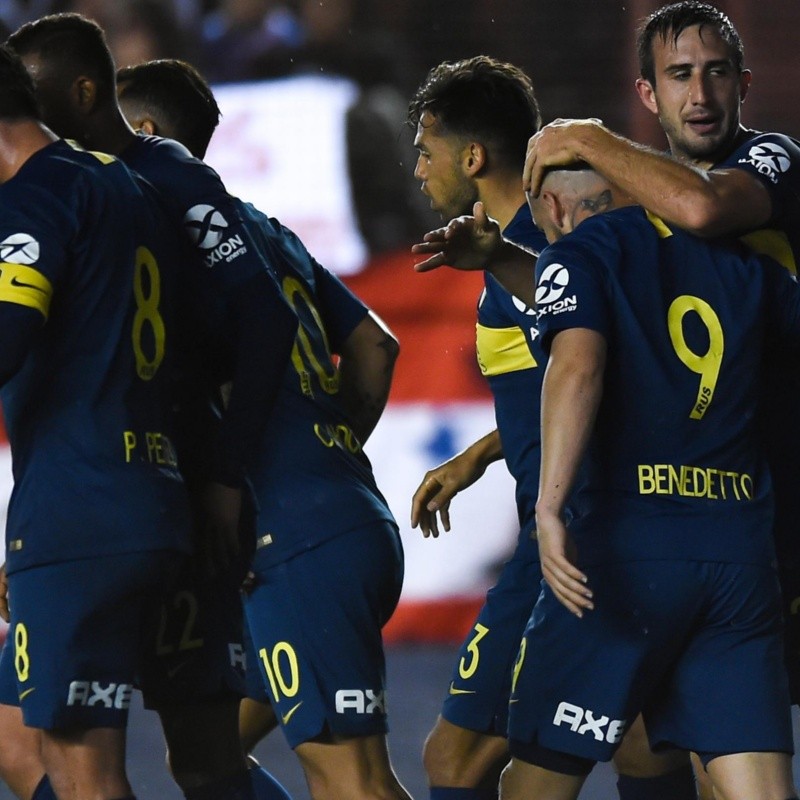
[120,135,266,373]
[238,204,395,567]
[0,141,191,573]
[718,131,800,567]
[476,205,547,543]
[119,134,294,487]
[535,206,800,566]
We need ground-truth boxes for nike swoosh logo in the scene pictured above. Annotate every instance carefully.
[448,682,476,696]
[9,276,42,290]
[166,659,193,679]
[281,701,303,725]
[19,687,36,700]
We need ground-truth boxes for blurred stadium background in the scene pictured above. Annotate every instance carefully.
[0,0,799,797]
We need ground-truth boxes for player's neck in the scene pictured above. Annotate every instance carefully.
[478,172,528,231]
[80,107,138,156]
[0,119,56,183]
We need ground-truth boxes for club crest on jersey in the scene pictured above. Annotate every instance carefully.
[536,262,577,317]
[183,204,248,266]
[738,142,792,184]
[0,233,40,265]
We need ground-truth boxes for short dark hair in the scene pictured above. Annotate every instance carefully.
[407,55,541,170]
[117,59,221,158]
[0,44,40,120]
[7,13,117,104]
[637,2,744,85]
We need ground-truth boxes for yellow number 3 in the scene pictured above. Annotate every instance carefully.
[668,295,724,420]
[132,246,165,381]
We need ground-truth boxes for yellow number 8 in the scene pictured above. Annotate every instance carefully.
[668,295,724,420]
[132,246,165,381]
[14,623,30,682]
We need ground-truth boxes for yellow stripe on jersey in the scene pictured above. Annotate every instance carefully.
[476,323,537,376]
[65,139,116,165]
[739,228,797,276]
[0,263,53,318]
[645,211,673,239]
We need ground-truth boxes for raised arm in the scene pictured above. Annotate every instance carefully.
[524,119,772,238]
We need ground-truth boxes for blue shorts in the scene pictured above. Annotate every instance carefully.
[138,556,247,708]
[442,539,542,735]
[244,521,403,748]
[508,561,793,764]
[4,551,183,729]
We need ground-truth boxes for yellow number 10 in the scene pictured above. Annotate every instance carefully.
[667,295,724,420]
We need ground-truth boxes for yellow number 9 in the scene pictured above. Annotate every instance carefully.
[668,295,724,420]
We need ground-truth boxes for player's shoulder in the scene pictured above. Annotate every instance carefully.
[122,134,227,195]
[721,129,800,178]
[4,140,121,224]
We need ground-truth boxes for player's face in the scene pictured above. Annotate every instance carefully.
[636,24,751,166]
[413,111,477,221]
[21,53,86,141]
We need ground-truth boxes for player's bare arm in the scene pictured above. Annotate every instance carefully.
[336,310,398,444]
[524,118,772,237]
[411,429,504,538]
[536,326,605,617]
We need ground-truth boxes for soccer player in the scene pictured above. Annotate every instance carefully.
[501,163,799,800]
[407,57,695,800]
[0,13,298,800]
[115,58,410,800]
[522,6,800,793]
[0,44,193,800]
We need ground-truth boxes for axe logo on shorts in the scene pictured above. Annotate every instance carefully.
[66,680,133,710]
[552,700,626,743]
[335,688,386,715]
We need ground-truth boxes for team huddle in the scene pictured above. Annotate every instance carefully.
[0,2,797,800]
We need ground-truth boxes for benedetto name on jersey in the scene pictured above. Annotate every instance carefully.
[637,463,754,500]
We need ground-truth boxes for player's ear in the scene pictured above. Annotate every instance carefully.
[138,118,158,136]
[635,77,658,115]
[74,77,97,113]
[739,69,752,104]
[540,190,568,235]
[463,142,486,177]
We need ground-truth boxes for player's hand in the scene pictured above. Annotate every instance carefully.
[194,481,242,576]
[411,202,503,273]
[410,449,487,538]
[523,118,604,198]
[535,508,593,617]
[0,562,8,623]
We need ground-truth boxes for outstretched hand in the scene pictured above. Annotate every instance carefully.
[411,202,503,273]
